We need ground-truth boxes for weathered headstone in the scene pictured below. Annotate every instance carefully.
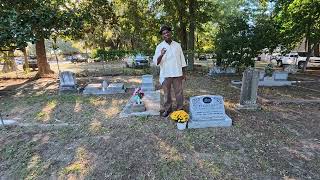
[141,74,155,91]
[59,71,77,92]
[188,95,232,128]
[237,68,259,110]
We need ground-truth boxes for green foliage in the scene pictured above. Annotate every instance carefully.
[273,0,320,71]
[253,14,281,54]
[0,0,83,50]
[213,1,284,71]
[94,49,128,61]
[92,49,154,61]
[264,63,274,77]
[0,3,34,50]
[214,14,256,70]
[275,0,320,47]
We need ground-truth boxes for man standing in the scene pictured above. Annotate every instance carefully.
[153,25,187,117]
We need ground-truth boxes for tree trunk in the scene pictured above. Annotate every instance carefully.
[2,49,17,73]
[36,37,54,77]
[22,48,29,73]
[302,42,317,72]
[179,19,188,50]
[187,0,196,70]
[314,43,319,57]
[174,0,188,50]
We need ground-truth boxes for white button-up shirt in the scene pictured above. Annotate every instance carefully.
[153,40,187,84]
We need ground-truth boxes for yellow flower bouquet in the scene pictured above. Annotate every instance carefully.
[170,110,189,123]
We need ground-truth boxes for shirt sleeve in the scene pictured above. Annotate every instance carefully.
[153,45,161,66]
[179,44,187,67]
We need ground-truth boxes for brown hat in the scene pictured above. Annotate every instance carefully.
[159,25,172,35]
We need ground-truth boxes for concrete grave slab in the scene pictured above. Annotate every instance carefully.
[1,120,18,127]
[83,82,125,95]
[119,90,160,117]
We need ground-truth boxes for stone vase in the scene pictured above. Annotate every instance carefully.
[177,122,187,130]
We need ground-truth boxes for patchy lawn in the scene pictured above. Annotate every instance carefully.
[0,62,320,179]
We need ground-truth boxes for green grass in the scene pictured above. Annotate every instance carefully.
[1,62,320,179]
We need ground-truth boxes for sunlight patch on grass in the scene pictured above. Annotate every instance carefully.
[154,136,182,161]
[37,99,58,122]
[204,160,222,177]
[25,154,46,180]
[88,119,103,134]
[73,100,82,113]
[224,100,236,109]
[89,97,102,106]
[36,111,46,119]
[60,147,91,176]
[104,106,119,117]
[103,98,124,117]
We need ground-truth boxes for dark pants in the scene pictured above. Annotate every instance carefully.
[162,76,184,112]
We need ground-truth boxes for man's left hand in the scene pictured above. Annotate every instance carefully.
[182,74,186,81]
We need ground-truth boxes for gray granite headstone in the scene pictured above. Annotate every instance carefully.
[59,71,77,92]
[141,74,155,91]
[237,68,259,110]
[188,95,232,128]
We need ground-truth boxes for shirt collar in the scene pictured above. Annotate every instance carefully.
[162,40,175,46]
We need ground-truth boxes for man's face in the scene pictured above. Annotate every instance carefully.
[162,30,172,41]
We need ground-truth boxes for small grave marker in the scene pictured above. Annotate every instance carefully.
[59,71,77,92]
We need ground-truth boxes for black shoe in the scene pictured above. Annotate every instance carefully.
[161,110,171,118]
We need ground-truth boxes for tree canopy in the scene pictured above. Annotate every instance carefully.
[1,0,319,75]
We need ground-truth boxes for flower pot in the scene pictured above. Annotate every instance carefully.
[177,122,187,130]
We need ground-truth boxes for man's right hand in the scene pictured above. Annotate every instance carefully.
[161,48,167,56]
[157,48,167,65]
